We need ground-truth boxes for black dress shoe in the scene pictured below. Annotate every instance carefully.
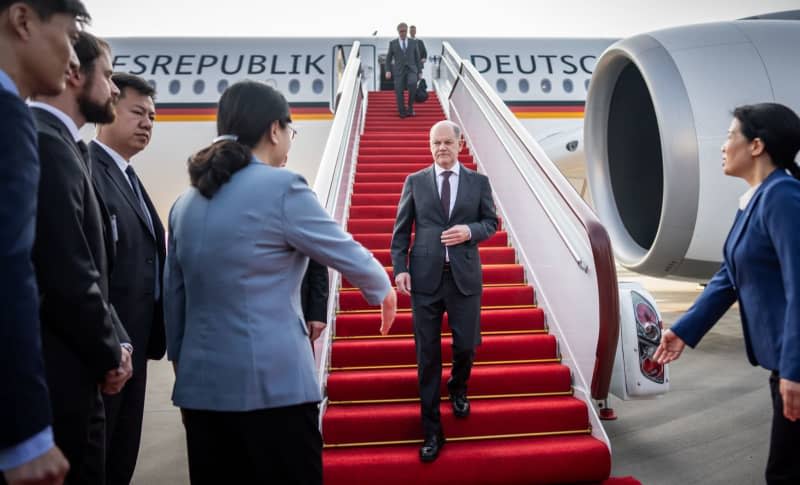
[419,432,445,462]
[450,393,470,418]
[399,111,407,119]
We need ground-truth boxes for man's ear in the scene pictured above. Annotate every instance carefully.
[7,3,36,41]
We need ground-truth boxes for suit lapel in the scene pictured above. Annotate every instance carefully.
[92,142,155,239]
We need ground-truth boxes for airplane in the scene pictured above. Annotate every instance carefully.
[101,10,800,283]
[102,36,615,222]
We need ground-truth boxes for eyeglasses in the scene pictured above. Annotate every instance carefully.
[287,124,298,141]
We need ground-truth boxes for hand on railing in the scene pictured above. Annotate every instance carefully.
[380,288,398,335]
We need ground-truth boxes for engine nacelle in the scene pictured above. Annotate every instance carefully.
[585,20,800,280]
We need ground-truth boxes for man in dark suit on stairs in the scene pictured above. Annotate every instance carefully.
[384,22,422,118]
[30,31,133,484]
[90,72,165,485]
[391,120,498,462]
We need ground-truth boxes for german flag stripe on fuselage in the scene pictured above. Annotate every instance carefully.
[154,100,585,122]
[505,100,585,119]
[154,102,333,122]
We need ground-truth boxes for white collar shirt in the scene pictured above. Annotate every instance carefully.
[28,101,81,142]
[93,139,134,190]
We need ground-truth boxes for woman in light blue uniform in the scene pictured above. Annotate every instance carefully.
[164,81,397,484]
[654,103,800,484]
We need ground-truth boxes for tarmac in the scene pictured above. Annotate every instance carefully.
[132,266,772,484]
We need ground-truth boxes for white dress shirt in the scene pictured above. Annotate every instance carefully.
[739,183,761,210]
[434,161,460,216]
[27,101,81,143]
[93,139,134,190]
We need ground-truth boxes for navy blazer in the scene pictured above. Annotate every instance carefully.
[671,169,800,381]
[0,90,52,448]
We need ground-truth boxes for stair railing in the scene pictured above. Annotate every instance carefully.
[433,42,619,446]
[312,41,366,419]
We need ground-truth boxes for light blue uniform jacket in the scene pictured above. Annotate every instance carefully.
[672,169,800,382]
[164,160,391,411]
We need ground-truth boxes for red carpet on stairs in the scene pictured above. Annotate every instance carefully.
[322,90,614,484]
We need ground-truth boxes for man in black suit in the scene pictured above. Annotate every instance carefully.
[302,259,329,342]
[30,31,132,485]
[0,2,88,484]
[90,72,164,485]
[384,22,422,118]
[409,25,427,68]
[391,120,498,462]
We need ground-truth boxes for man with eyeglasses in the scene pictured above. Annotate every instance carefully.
[384,22,423,118]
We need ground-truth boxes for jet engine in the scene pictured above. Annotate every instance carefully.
[584,20,800,280]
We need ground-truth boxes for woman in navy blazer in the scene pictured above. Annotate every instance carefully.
[654,103,800,484]
[164,81,397,485]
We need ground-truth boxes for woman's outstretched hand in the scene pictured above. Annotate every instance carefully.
[653,329,686,365]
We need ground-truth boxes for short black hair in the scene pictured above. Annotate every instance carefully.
[73,30,109,76]
[112,72,156,100]
[0,0,90,24]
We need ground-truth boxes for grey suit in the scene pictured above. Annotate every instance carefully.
[385,37,423,116]
[391,163,497,436]
[164,160,390,412]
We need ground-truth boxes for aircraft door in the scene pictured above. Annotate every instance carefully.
[331,43,377,106]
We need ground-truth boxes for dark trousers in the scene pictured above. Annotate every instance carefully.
[55,388,106,485]
[182,402,322,485]
[393,68,418,115]
[766,371,800,484]
[412,268,481,437]
[103,363,147,485]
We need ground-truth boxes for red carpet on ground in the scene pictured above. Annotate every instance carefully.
[322,91,624,484]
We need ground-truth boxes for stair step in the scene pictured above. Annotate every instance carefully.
[342,263,523,288]
[330,334,557,369]
[353,231,507,251]
[323,435,610,485]
[355,163,476,173]
[334,307,544,339]
[338,284,533,311]
[324,396,587,445]
[359,154,473,163]
[367,246,516,267]
[326,363,571,403]
[346,217,503,234]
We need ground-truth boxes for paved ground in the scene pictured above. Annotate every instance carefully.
[132,268,772,484]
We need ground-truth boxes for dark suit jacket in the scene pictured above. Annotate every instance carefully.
[90,141,166,367]
[301,259,329,323]
[415,38,428,63]
[391,164,498,296]
[31,107,129,416]
[0,90,52,448]
[672,169,800,381]
[385,38,422,76]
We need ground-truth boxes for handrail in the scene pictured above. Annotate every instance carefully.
[312,41,364,405]
[437,42,619,404]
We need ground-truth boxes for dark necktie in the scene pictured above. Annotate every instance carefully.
[441,170,453,220]
[401,39,406,51]
[125,165,160,297]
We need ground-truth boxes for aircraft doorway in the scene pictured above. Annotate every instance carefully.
[332,43,377,94]
[377,54,393,91]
